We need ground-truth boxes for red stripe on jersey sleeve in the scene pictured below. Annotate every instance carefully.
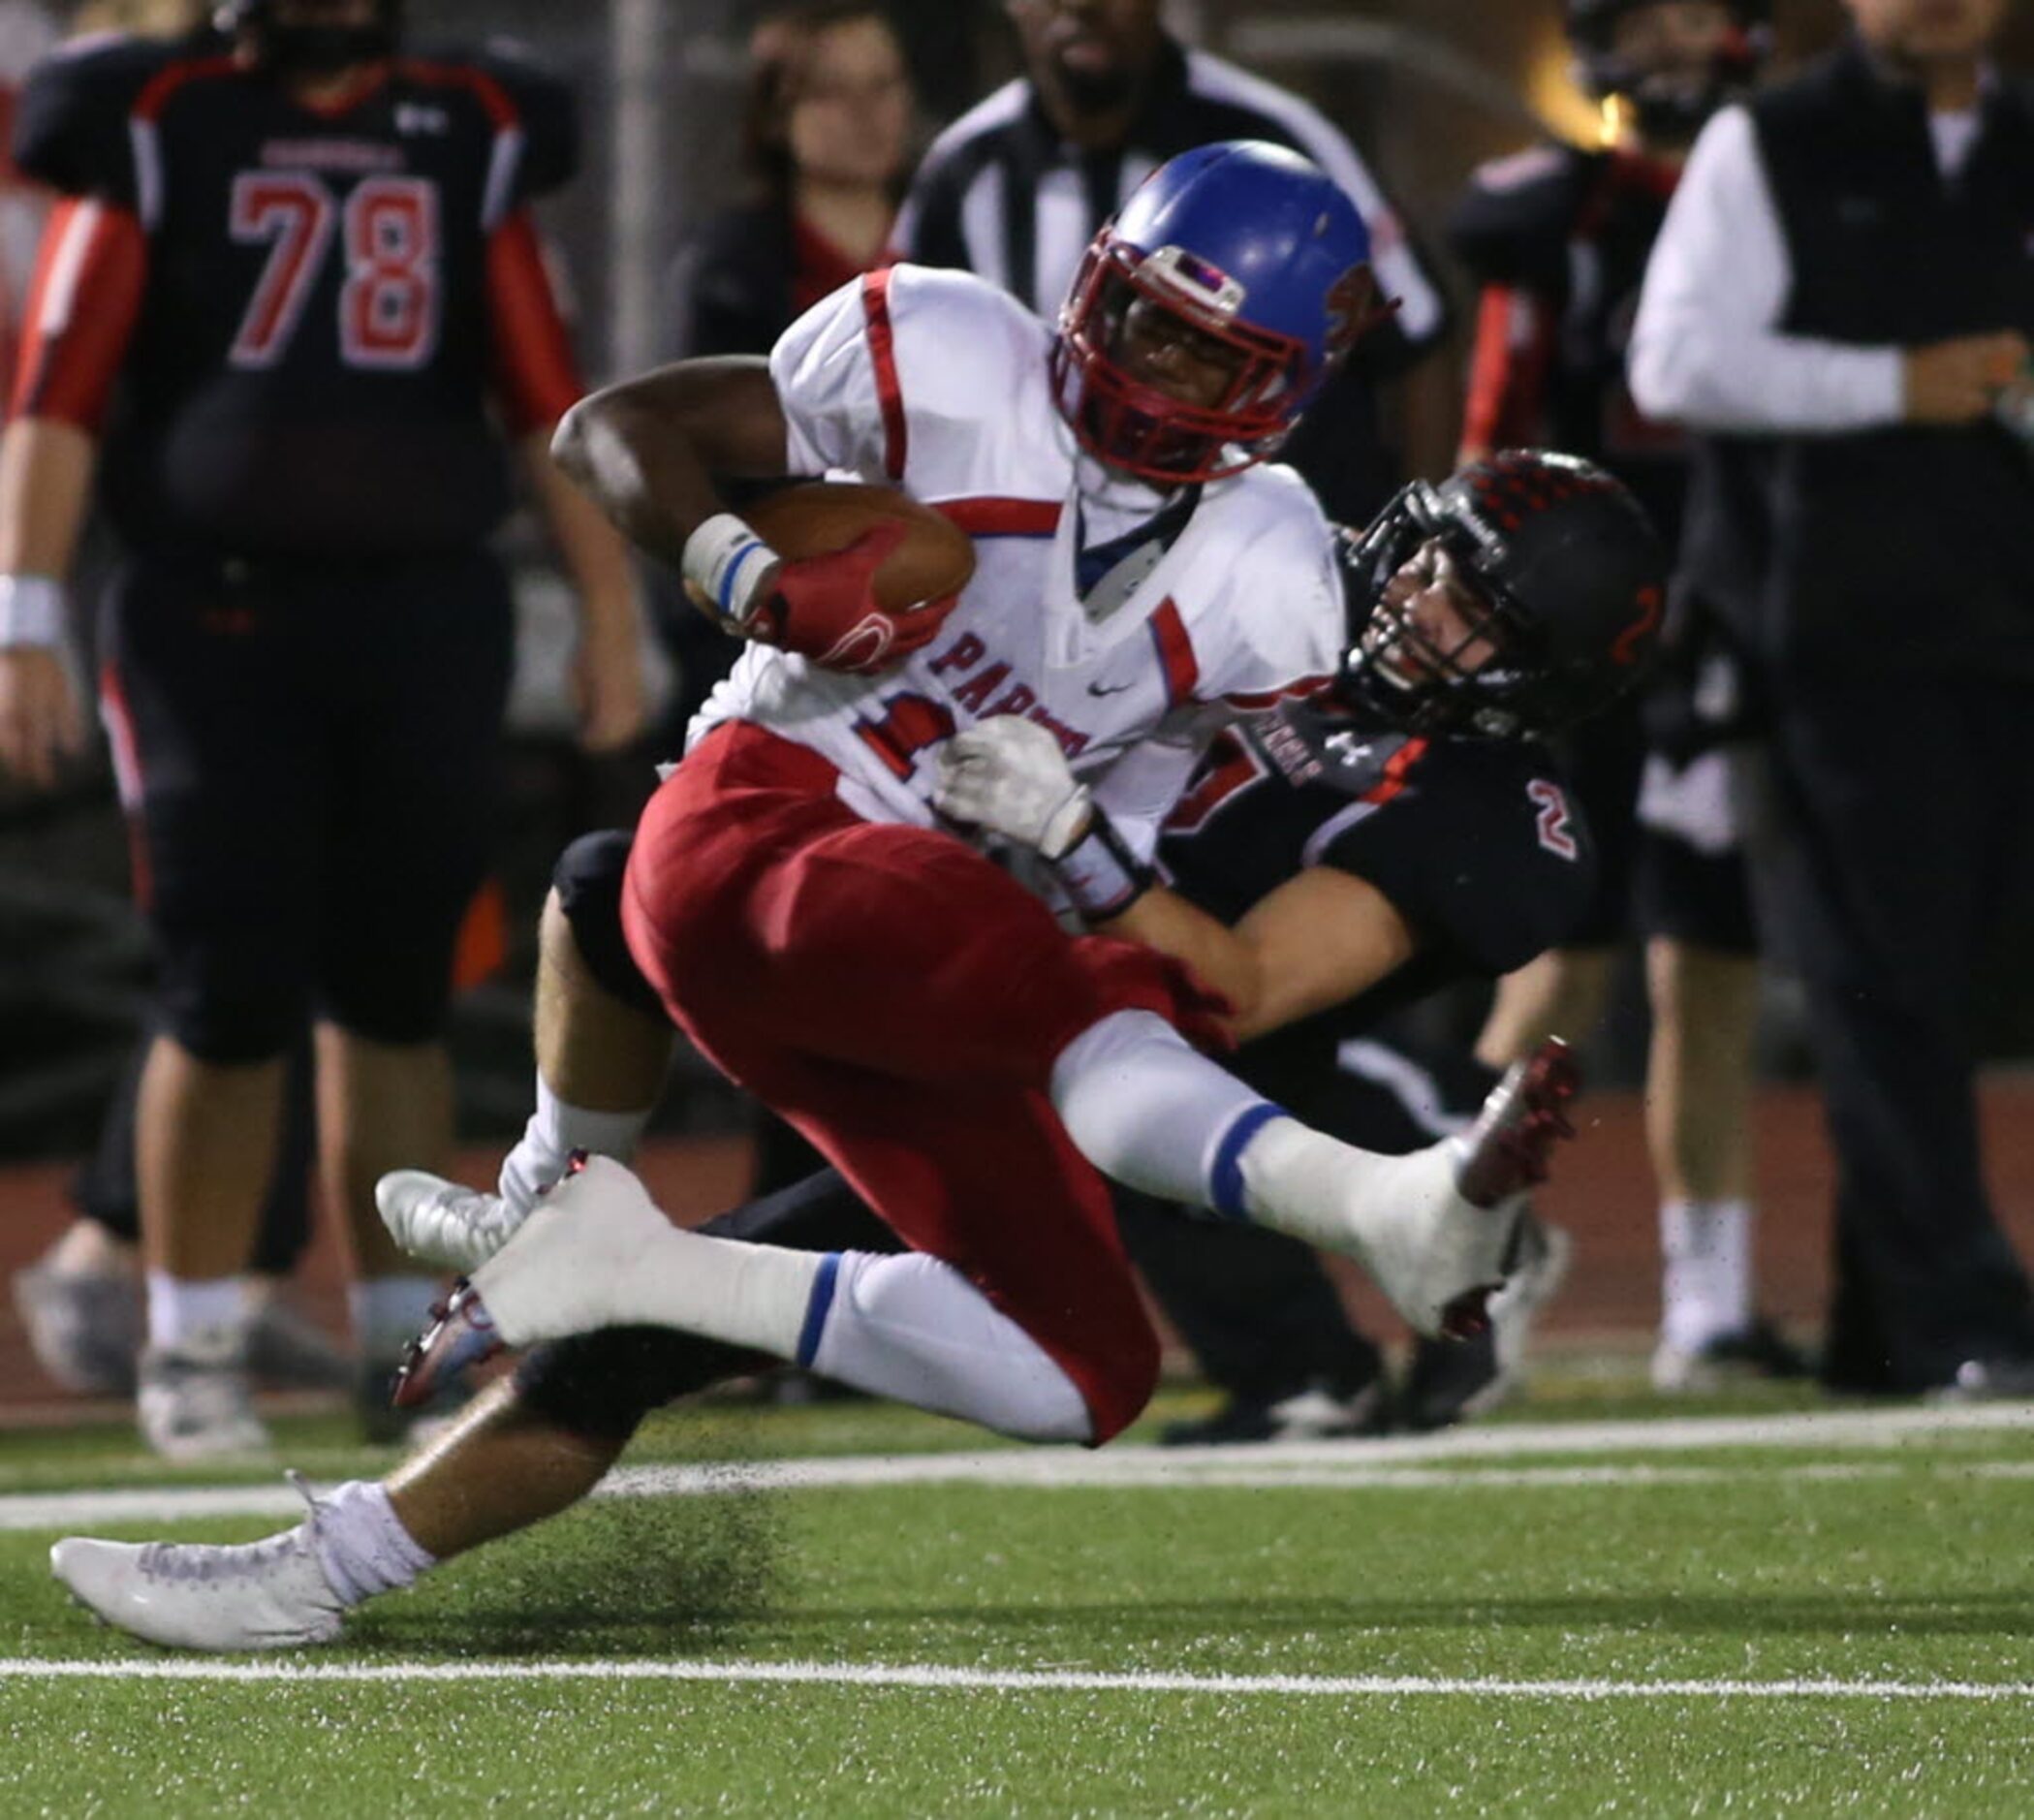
[133,53,240,121]
[933,497,1060,538]
[1148,597,1200,706]
[485,208,583,435]
[12,198,145,431]
[1363,736,1429,805]
[1460,284,1553,458]
[861,267,906,483]
[1221,675,1335,712]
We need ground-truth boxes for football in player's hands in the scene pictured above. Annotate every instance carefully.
[740,481,975,675]
[747,482,975,610]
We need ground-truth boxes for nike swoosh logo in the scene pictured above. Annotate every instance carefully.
[1087,680,1134,697]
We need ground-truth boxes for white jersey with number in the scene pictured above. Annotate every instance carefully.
[691,264,1344,859]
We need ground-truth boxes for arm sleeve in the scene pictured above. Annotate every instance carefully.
[767,273,892,482]
[485,206,583,435]
[1459,283,1554,456]
[1628,106,1904,433]
[10,195,144,431]
[1316,757,1595,975]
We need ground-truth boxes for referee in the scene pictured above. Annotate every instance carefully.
[1631,0,2034,1397]
[892,0,1449,522]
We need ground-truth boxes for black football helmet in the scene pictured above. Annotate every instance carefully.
[1565,0,1768,142]
[216,0,401,75]
[1335,451,1667,740]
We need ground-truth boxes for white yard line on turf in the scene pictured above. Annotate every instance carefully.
[0,1656,2032,1699]
[4,1401,2031,1532]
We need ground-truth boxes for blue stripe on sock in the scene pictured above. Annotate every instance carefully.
[1207,1103,1286,1223]
[795,1253,843,1366]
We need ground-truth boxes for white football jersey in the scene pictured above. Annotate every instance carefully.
[692,264,1345,859]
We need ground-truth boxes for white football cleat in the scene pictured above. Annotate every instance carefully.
[52,1477,344,1652]
[1245,1039,1580,1340]
[376,1171,528,1272]
[394,1155,673,1408]
[138,1328,270,1461]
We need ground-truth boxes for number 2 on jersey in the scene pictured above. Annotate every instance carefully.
[1528,778,1580,861]
[229,172,440,370]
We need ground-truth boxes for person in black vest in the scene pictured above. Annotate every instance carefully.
[1450,0,1808,1393]
[1632,0,2034,1397]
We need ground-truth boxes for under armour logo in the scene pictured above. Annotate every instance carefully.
[395,104,451,136]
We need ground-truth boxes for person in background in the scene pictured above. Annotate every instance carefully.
[0,0,646,1459]
[1451,0,1806,1391]
[656,0,917,746]
[892,0,1451,525]
[1631,0,2034,1398]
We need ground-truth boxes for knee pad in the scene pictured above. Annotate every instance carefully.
[554,830,667,1020]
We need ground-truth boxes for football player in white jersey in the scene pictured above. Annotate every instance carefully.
[385,144,1571,1444]
[45,447,1650,1652]
[49,151,1588,1658]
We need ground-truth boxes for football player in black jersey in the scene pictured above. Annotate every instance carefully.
[1447,2,1805,1393]
[47,452,1668,1651]
[0,0,646,1458]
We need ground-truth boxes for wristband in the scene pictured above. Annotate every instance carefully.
[1050,807,1153,923]
[681,513,778,629]
[0,574,65,648]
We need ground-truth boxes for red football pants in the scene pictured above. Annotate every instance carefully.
[621,721,1219,1440]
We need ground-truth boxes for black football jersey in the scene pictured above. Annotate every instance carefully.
[14,32,577,557]
[1160,702,1595,1105]
[1448,142,1687,548]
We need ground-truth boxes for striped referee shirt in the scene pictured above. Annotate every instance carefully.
[893,36,1447,378]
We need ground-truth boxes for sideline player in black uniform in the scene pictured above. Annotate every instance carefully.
[1446,0,1804,1392]
[43,451,1669,1652]
[0,0,646,1458]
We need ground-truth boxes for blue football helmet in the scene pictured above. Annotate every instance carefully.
[1052,141,1381,486]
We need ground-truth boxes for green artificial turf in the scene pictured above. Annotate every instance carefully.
[3,1390,2032,1816]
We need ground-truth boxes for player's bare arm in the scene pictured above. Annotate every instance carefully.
[934,714,1417,1043]
[1107,866,1418,1044]
[517,434,648,753]
[551,357,789,569]
[0,418,96,788]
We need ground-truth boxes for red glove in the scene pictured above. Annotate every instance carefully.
[746,521,960,675]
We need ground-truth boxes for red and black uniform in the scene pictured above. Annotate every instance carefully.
[13,30,583,1060]
[1113,703,1594,1408]
[1449,141,1754,956]
[517,701,1594,1439]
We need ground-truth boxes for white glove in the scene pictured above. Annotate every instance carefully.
[933,716,1091,858]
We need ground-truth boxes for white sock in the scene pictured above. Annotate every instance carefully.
[309,1479,437,1609]
[1049,1011,1275,1214]
[145,1271,248,1351]
[482,1215,829,1358]
[1659,1198,1754,1349]
[1235,1115,1452,1252]
[347,1275,442,1360]
[497,1076,653,1217]
[807,1251,1091,1442]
